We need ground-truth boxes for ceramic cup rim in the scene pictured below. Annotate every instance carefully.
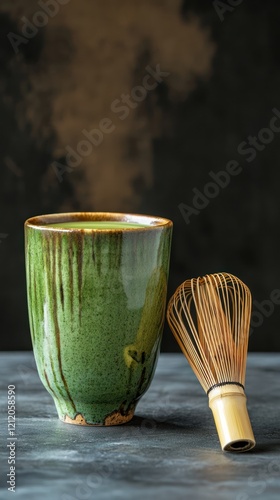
[25,212,173,232]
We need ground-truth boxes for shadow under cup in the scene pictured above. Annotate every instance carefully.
[25,212,173,426]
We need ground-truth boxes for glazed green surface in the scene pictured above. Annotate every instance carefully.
[25,222,172,425]
[46,221,149,230]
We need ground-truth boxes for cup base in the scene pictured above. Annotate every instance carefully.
[60,407,135,426]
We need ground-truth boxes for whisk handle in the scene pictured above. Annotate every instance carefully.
[208,384,256,452]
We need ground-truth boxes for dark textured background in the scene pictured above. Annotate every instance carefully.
[1,0,280,352]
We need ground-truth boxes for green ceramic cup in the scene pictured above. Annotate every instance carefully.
[25,212,173,426]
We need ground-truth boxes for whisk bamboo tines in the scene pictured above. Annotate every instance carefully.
[167,272,256,453]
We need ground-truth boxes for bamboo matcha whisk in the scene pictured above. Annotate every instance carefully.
[167,272,256,452]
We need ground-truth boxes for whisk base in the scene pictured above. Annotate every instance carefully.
[224,440,254,453]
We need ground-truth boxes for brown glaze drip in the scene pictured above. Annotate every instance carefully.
[29,264,37,344]
[58,235,64,310]
[135,367,147,400]
[52,233,76,412]
[91,234,96,263]
[68,238,74,316]
[44,369,56,397]
[76,232,84,326]
[60,284,64,308]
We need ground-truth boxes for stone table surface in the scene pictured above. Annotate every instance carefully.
[0,352,279,500]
